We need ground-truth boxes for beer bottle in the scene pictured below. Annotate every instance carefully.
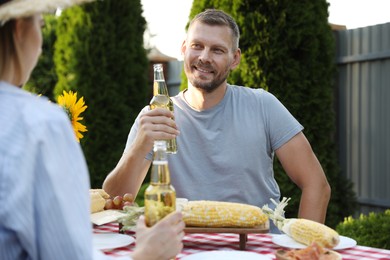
[149,63,177,154]
[144,140,176,227]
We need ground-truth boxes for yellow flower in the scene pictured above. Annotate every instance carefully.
[57,90,88,142]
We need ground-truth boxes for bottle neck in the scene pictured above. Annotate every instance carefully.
[150,141,171,184]
[153,79,169,96]
[153,64,169,96]
[153,66,165,81]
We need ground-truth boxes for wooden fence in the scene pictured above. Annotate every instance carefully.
[334,22,390,213]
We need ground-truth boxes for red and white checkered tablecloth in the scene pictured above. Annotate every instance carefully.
[94,223,390,260]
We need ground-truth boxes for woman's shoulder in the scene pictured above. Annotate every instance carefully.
[27,94,68,124]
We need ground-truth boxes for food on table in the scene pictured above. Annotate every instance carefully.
[112,196,123,207]
[118,199,269,231]
[104,198,114,210]
[90,190,107,213]
[275,242,342,260]
[123,193,134,202]
[118,199,268,231]
[262,197,340,248]
[89,189,135,213]
[119,206,145,232]
[104,193,135,210]
[90,188,110,199]
[182,200,269,228]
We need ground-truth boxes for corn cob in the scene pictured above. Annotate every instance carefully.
[262,197,340,248]
[181,200,268,228]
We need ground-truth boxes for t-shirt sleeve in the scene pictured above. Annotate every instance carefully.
[262,91,304,151]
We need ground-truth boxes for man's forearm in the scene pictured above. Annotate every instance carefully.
[103,150,150,197]
[298,183,331,223]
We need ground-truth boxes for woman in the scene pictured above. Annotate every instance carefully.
[0,1,184,259]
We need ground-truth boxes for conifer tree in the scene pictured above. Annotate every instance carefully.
[54,0,149,187]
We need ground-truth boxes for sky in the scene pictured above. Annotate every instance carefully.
[141,0,390,60]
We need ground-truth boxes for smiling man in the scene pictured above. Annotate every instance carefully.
[103,9,331,233]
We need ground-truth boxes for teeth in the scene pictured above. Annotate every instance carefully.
[197,68,211,73]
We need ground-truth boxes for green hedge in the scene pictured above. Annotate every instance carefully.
[54,0,149,188]
[336,210,390,249]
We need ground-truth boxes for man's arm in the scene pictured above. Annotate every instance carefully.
[275,132,331,223]
[103,147,151,198]
[103,108,179,197]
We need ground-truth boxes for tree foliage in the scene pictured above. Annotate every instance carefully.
[184,0,357,227]
[54,0,149,188]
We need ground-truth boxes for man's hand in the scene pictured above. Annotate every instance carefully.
[133,108,180,156]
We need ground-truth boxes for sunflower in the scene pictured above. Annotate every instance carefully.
[57,90,88,142]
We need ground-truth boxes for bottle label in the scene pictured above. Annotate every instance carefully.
[153,160,168,165]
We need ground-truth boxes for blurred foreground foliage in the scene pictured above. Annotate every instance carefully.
[336,210,390,249]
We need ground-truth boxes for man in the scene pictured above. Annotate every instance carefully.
[0,0,184,259]
[103,9,331,232]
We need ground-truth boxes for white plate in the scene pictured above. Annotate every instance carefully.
[93,233,135,250]
[181,251,272,260]
[272,234,357,250]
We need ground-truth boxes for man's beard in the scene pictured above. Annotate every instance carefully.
[190,76,226,93]
[186,61,230,93]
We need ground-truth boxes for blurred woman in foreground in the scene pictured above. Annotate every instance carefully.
[0,1,184,259]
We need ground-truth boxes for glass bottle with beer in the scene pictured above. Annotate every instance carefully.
[144,140,176,227]
[149,63,177,154]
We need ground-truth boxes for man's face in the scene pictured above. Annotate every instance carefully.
[181,21,240,93]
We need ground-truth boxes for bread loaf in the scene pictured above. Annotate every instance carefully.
[90,189,110,199]
[90,189,108,213]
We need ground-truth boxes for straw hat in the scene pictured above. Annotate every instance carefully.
[0,0,94,25]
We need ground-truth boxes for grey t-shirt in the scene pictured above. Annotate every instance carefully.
[125,84,303,232]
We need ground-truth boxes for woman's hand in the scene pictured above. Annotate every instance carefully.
[131,211,185,260]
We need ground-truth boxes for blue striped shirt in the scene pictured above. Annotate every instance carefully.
[0,81,123,259]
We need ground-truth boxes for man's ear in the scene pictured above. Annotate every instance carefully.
[180,39,187,56]
[230,48,241,70]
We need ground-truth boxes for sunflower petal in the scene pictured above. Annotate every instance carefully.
[57,90,88,142]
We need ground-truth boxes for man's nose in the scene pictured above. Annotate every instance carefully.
[198,49,211,63]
